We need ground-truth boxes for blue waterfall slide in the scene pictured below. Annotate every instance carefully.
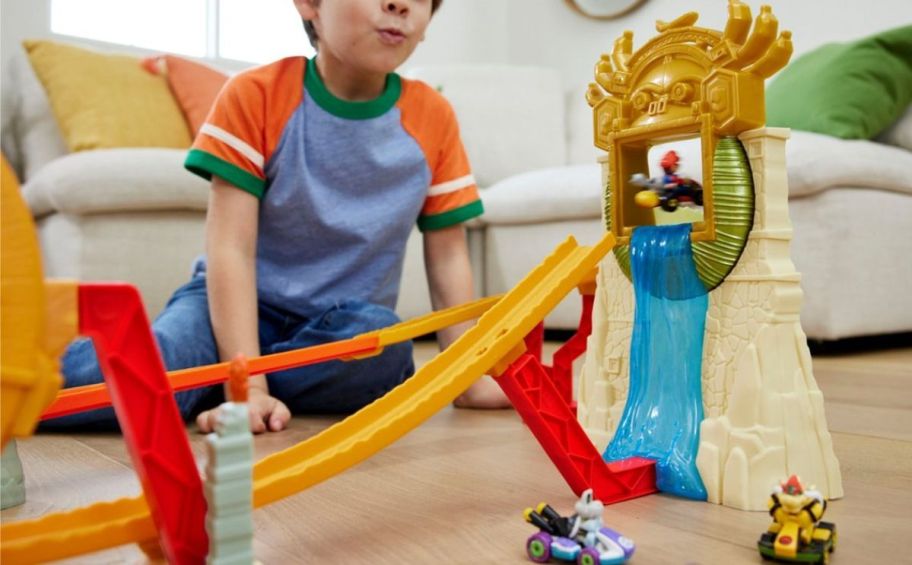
[603,223,708,500]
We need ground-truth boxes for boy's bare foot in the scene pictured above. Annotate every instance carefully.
[453,375,512,409]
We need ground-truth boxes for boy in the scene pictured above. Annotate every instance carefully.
[50,0,509,435]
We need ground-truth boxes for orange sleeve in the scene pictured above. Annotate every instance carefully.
[184,58,304,198]
[398,80,483,231]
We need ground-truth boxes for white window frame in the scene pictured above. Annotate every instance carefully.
[49,0,313,69]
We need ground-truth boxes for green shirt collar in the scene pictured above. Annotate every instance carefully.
[304,58,401,120]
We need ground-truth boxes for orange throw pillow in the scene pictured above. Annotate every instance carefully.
[143,55,229,137]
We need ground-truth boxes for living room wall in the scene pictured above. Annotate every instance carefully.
[502,0,911,88]
[4,0,905,81]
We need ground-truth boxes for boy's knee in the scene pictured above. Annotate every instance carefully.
[324,300,402,335]
[152,326,218,371]
[380,339,414,373]
[348,338,414,394]
[354,301,401,329]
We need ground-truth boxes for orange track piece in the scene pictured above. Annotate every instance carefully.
[41,295,504,421]
[41,335,381,420]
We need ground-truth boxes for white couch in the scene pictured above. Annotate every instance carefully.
[407,65,912,340]
[4,48,911,340]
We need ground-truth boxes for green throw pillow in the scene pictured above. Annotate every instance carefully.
[766,25,912,139]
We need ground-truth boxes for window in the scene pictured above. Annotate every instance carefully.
[50,0,314,63]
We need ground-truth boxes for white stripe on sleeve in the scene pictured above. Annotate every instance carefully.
[428,174,475,196]
[200,123,265,169]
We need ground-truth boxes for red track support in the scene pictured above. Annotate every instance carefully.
[78,283,207,564]
[524,321,545,362]
[496,353,656,504]
[551,292,595,408]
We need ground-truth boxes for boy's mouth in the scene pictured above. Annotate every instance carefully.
[378,28,407,45]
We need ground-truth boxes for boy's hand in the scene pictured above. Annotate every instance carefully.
[196,389,291,434]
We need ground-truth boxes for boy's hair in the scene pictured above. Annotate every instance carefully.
[303,0,443,49]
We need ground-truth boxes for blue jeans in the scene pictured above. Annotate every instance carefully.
[42,276,414,430]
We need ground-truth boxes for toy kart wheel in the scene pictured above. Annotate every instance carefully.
[694,191,703,206]
[577,547,600,565]
[660,197,679,212]
[527,532,552,563]
[818,522,836,552]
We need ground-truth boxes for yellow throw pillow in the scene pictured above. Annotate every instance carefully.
[23,40,192,151]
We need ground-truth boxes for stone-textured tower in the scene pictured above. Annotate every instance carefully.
[204,356,255,564]
[696,129,843,509]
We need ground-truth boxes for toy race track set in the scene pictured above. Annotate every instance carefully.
[1,1,843,563]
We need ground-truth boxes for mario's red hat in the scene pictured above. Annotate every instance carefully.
[660,150,680,170]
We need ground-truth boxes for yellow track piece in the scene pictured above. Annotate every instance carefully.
[1,497,155,563]
[358,294,502,347]
[251,233,614,506]
[1,234,614,563]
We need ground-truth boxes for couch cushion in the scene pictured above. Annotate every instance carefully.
[405,65,565,188]
[877,104,912,152]
[481,164,602,225]
[787,131,912,198]
[0,46,69,182]
[790,187,912,339]
[23,40,192,152]
[23,149,208,217]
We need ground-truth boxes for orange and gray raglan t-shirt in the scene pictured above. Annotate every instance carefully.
[185,57,483,318]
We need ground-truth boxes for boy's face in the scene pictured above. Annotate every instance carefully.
[296,0,433,74]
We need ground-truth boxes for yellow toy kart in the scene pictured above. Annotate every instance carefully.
[757,476,837,564]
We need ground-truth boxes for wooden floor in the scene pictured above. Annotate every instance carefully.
[3,342,910,564]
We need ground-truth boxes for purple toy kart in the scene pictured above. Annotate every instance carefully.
[524,490,635,565]
[526,526,635,565]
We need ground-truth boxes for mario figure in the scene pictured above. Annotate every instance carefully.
[630,150,704,211]
[660,150,683,188]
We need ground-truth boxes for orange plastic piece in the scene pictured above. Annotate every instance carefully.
[228,354,249,403]
[41,294,503,420]
[0,156,75,448]
[41,335,381,420]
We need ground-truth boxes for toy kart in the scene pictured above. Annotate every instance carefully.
[757,521,837,564]
[629,172,704,212]
[758,476,837,564]
[524,501,635,565]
